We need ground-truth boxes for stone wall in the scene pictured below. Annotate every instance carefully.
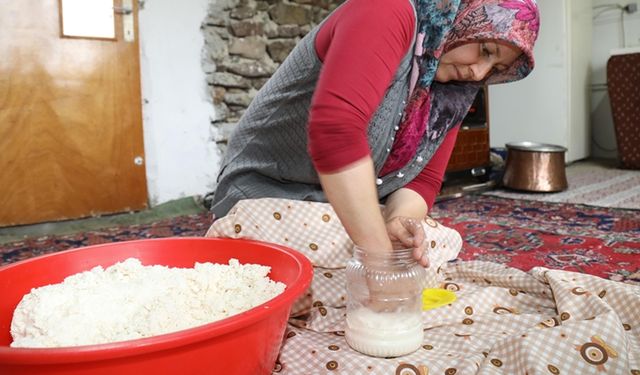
[202,0,344,151]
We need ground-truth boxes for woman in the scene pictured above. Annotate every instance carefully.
[210,0,540,264]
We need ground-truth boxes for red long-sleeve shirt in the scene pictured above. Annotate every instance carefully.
[307,0,459,209]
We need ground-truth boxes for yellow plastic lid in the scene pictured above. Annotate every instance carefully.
[422,288,457,311]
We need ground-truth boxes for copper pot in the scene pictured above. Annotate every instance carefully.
[502,142,568,192]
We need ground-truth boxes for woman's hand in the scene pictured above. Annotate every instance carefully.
[385,216,429,267]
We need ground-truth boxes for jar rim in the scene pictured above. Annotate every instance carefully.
[352,245,416,265]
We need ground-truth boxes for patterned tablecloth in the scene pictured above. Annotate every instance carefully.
[208,198,640,375]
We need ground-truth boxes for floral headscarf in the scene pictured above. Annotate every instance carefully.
[380,0,540,176]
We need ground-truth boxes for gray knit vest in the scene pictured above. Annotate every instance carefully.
[211,0,472,218]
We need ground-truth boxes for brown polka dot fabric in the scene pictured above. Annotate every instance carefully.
[278,262,640,374]
[206,198,640,374]
[207,198,462,317]
[207,199,354,268]
[607,52,640,169]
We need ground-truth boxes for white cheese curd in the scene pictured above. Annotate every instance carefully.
[345,307,424,357]
[10,258,285,348]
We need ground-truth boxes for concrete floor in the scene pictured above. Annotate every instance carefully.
[0,197,207,245]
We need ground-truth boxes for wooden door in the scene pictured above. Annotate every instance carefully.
[0,0,147,226]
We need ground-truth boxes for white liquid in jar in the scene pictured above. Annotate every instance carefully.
[345,307,423,357]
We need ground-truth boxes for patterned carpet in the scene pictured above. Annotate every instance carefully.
[1,195,639,285]
[431,195,640,285]
[0,213,212,265]
[485,164,640,210]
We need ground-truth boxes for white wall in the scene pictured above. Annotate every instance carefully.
[138,0,220,206]
[591,0,640,159]
[569,0,596,161]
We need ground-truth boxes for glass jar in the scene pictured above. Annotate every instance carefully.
[345,246,426,357]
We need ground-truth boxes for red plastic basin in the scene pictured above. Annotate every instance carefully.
[0,237,313,375]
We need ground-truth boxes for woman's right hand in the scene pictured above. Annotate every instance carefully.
[385,216,429,267]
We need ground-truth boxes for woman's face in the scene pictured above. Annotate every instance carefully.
[435,41,522,83]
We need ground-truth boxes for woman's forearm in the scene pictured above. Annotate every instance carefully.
[383,188,429,265]
[383,188,429,221]
[317,157,392,253]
